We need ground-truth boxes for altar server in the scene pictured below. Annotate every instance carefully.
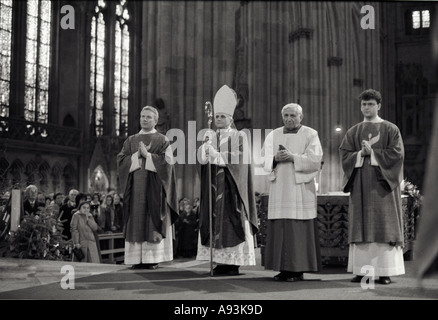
[339,89,405,285]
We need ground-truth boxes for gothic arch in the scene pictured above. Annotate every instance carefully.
[51,162,63,192]
[63,163,78,194]
[62,114,76,127]
[38,160,51,194]
[25,160,38,186]
[9,159,24,189]
[0,157,10,193]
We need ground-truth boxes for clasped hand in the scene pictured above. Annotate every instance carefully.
[275,149,294,162]
[138,141,149,158]
[361,140,371,157]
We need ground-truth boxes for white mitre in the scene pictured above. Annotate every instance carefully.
[213,84,237,116]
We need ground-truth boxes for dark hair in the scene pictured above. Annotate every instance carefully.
[105,194,114,205]
[77,201,90,211]
[54,192,63,200]
[75,193,88,207]
[358,89,382,104]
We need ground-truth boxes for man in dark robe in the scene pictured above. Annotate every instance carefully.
[117,106,179,270]
[339,89,405,285]
[196,85,258,276]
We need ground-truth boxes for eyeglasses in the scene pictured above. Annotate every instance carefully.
[215,114,227,119]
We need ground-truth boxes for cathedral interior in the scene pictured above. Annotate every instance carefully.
[0,0,437,200]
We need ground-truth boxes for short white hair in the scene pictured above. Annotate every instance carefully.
[68,189,79,196]
[141,106,159,122]
[281,103,303,116]
[24,185,38,196]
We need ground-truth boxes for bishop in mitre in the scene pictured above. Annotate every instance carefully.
[196,85,258,275]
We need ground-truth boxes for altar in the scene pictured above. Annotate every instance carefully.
[256,193,417,266]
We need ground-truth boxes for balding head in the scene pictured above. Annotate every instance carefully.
[281,103,303,117]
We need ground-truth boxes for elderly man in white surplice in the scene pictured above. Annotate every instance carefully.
[262,103,323,282]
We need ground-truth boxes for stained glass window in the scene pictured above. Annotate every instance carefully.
[422,10,430,28]
[412,11,421,29]
[24,0,52,123]
[89,0,131,137]
[0,0,13,118]
[412,10,431,29]
[90,1,106,136]
[114,0,130,137]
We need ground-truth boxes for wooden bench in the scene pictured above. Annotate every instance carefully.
[98,232,125,264]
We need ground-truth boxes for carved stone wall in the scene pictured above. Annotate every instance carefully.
[0,152,79,196]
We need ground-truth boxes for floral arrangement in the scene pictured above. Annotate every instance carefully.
[400,178,423,218]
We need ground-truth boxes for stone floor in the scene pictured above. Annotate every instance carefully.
[1,248,437,302]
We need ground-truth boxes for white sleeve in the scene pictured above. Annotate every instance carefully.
[370,149,378,166]
[145,153,157,172]
[263,132,274,172]
[354,151,364,168]
[129,152,141,173]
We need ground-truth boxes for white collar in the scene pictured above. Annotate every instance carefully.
[139,128,157,135]
[363,116,384,123]
[217,127,232,134]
